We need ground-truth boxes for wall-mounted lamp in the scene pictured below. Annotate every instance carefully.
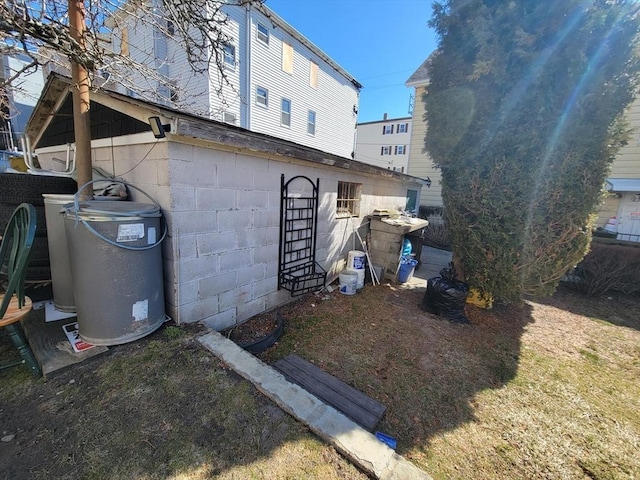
[424,176,432,188]
[148,116,170,138]
[352,105,358,114]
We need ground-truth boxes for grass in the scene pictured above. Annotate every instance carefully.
[1,282,638,479]
[263,284,640,480]
[0,325,366,480]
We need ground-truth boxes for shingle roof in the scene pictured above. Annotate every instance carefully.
[405,55,432,87]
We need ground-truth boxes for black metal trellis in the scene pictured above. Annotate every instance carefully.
[278,175,326,296]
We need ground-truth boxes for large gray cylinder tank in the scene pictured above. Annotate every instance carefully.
[63,200,165,345]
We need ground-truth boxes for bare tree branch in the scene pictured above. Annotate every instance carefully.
[1,0,264,121]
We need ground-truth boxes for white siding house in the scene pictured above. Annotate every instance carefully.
[110,1,361,160]
[355,115,412,173]
[28,74,426,330]
[0,54,45,151]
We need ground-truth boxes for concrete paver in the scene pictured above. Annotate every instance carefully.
[198,331,432,480]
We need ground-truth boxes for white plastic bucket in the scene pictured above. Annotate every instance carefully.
[348,250,366,270]
[339,271,358,295]
[347,268,365,290]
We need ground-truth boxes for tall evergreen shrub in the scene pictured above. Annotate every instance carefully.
[424,0,640,302]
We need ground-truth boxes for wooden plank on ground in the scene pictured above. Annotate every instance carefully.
[273,354,386,431]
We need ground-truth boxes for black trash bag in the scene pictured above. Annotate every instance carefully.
[420,266,470,324]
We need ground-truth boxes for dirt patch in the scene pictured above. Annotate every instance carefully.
[222,308,280,345]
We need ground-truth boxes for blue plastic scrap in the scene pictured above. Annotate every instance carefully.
[375,431,397,449]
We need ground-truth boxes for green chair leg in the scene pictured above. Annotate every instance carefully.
[5,323,42,377]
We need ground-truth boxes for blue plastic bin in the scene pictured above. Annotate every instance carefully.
[397,257,418,283]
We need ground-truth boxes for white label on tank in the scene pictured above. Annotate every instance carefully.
[117,223,145,242]
[132,299,149,321]
[148,227,156,245]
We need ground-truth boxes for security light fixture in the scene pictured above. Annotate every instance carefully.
[148,116,170,138]
[424,176,432,188]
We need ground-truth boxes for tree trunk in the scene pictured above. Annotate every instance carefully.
[68,0,93,199]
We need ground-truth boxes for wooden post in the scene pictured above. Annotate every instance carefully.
[68,0,93,199]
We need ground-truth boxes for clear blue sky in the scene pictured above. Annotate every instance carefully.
[265,0,438,123]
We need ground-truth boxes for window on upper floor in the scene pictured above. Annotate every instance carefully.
[120,27,129,56]
[257,22,269,45]
[223,43,236,69]
[382,124,394,135]
[282,42,293,74]
[307,110,316,135]
[169,80,178,103]
[223,112,237,125]
[397,122,408,133]
[281,98,291,127]
[381,146,392,155]
[256,86,268,107]
[336,181,362,218]
[395,145,406,155]
[309,61,318,89]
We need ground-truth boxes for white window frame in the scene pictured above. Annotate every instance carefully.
[336,181,362,218]
[395,145,406,155]
[223,43,236,69]
[223,112,237,125]
[257,23,269,45]
[381,146,391,155]
[398,123,408,133]
[383,124,393,135]
[281,98,291,127]
[307,110,316,135]
[256,86,268,108]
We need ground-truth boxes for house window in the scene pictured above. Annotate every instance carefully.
[309,61,318,89]
[223,112,237,125]
[337,181,361,218]
[167,20,175,36]
[307,110,316,135]
[120,27,129,56]
[382,124,393,135]
[257,23,269,45]
[397,123,408,133]
[223,43,235,68]
[169,80,178,103]
[381,146,391,155]
[281,98,291,127]
[282,42,293,74]
[395,145,406,155]
[256,86,268,107]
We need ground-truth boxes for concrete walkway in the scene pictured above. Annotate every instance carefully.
[198,331,432,480]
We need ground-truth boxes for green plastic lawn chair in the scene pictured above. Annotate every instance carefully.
[0,203,42,377]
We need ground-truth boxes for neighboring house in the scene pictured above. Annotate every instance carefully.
[108,1,361,160]
[405,58,441,207]
[355,114,411,173]
[596,95,640,241]
[27,74,426,330]
[0,53,45,151]
[406,54,640,241]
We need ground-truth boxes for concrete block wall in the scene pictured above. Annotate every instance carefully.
[162,140,422,330]
[38,133,422,331]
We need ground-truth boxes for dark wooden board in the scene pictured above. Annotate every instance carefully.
[274,354,386,430]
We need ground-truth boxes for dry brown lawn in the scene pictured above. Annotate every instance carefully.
[1,281,638,479]
[263,282,640,480]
